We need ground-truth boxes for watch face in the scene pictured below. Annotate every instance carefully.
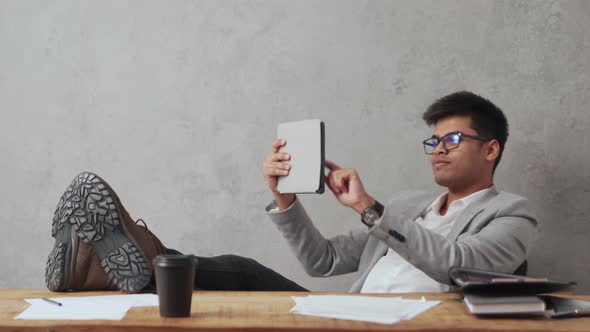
[363,208,379,225]
[367,209,379,220]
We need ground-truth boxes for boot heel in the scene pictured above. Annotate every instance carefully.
[100,242,151,292]
[45,241,68,292]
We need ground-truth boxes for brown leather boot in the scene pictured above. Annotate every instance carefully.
[45,172,167,292]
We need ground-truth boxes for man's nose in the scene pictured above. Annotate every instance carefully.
[432,142,448,155]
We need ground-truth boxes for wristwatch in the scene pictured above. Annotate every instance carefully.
[361,201,384,227]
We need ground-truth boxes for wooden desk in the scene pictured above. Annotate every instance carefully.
[1,289,590,331]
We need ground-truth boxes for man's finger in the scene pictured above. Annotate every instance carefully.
[324,175,335,192]
[264,168,289,176]
[263,162,290,174]
[272,139,286,153]
[324,160,341,171]
[335,173,350,193]
[331,175,341,194]
[326,174,340,194]
[264,161,291,170]
[270,152,291,162]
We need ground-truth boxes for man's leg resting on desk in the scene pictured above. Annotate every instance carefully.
[45,172,308,293]
[163,249,307,291]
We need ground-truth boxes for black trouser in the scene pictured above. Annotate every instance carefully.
[162,249,309,292]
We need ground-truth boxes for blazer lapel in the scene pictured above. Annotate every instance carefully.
[447,187,499,240]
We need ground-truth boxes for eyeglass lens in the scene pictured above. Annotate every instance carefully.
[424,133,460,154]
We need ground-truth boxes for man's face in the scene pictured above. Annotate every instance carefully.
[429,115,491,190]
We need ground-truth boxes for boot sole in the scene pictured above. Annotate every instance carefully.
[46,172,151,292]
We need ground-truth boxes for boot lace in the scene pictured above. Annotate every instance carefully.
[135,218,149,232]
[134,218,165,254]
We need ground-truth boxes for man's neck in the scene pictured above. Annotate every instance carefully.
[439,181,493,216]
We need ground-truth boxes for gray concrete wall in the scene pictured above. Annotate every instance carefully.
[1,0,589,293]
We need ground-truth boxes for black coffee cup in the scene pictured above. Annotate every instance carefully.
[153,254,196,317]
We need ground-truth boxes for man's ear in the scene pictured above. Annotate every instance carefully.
[485,140,500,162]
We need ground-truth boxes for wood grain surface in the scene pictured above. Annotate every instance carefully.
[1,289,590,331]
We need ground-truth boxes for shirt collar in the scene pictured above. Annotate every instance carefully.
[425,186,496,216]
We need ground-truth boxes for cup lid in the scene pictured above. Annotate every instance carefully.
[153,254,196,268]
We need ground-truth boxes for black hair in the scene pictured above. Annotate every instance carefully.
[422,91,509,172]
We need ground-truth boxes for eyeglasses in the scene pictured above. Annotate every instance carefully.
[422,131,492,155]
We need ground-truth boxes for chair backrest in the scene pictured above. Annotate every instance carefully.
[513,260,527,276]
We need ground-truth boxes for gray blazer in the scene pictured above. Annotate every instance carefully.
[267,188,538,292]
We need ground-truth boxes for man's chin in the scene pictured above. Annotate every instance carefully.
[433,175,453,188]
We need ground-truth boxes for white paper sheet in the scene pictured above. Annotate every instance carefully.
[15,294,159,320]
[290,295,440,324]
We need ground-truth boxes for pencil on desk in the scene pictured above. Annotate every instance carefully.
[41,297,62,306]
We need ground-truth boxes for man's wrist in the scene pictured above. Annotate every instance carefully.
[273,191,296,210]
[353,194,376,214]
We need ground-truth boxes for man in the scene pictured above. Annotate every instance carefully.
[265,91,538,292]
[45,91,537,293]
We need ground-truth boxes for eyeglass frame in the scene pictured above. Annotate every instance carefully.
[422,131,493,155]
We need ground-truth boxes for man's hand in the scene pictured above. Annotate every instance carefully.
[324,160,376,214]
[262,139,295,209]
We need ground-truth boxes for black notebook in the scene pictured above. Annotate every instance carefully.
[449,266,576,295]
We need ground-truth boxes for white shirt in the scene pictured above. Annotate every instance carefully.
[360,187,494,293]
